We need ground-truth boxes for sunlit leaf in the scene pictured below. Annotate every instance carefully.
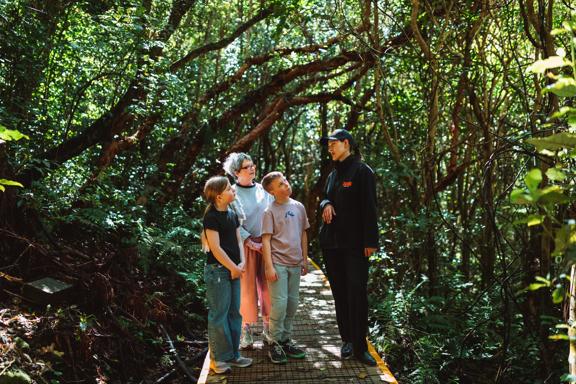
[563,20,576,32]
[535,276,550,284]
[549,334,569,341]
[546,168,566,181]
[526,56,570,74]
[526,214,545,227]
[552,287,565,303]
[524,169,542,192]
[510,189,533,205]
[537,186,570,204]
[0,179,23,188]
[551,28,568,36]
[550,106,576,119]
[0,125,29,141]
[526,282,548,291]
[543,76,576,97]
[526,132,576,152]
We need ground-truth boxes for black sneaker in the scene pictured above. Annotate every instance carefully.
[340,342,353,360]
[355,351,377,366]
[268,341,288,364]
[281,339,306,359]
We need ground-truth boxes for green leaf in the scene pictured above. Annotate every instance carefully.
[0,179,24,188]
[552,287,565,303]
[526,282,548,291]
[554,224,576,256]
[550,334,569,341]
[527,214,545,226]
[568,114,576,129]
[0,185,4,192]
[550,106,576,119]
[535,276,551,284]
[563,20,576,32]
[551,28,568,36]
[0,125,29,141]
[510,189,533,204]
[526,56,570,74]
[543,76,576,97]
[525,169,542,192]
[561,373,576,382]
[527,132,576,152]
[537,185,570,204]
[546,167,567,181]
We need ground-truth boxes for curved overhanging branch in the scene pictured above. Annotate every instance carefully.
[169,6,275,72]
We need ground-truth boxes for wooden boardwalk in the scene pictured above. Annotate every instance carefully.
[198,260,398,383]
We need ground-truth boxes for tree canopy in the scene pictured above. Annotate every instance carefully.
[1,0,576,382]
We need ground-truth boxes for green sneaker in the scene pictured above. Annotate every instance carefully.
[281,339,306,359]
[268,341,288,364]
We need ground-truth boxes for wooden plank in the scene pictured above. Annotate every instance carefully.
[197,260,398,384]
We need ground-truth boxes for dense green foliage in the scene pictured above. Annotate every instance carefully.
[1,0,576,382]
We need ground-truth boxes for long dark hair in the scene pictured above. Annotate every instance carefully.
[201,176,230,252]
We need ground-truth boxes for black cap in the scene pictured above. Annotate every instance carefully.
[319,129,355,145]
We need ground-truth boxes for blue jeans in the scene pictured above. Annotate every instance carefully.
[268,263,301,342]
[204,264,242,362]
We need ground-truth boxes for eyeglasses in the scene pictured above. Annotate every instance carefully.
[240,163,256,170]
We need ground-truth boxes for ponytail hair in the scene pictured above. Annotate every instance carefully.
[201,176,230,252]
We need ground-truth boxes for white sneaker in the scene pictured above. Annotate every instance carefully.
[210,360,232,374]
[240,325,254,350]
[229,356,253,367]
[262,326,272,345]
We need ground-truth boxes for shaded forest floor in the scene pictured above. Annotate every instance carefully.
[0,226,209,383]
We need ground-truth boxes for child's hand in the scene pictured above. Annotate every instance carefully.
[231,265,243,280]
[238,261,246,271]
[265,266,278,282]
[300,264,308,276]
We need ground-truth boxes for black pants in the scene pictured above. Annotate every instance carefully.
[323,248,369,355]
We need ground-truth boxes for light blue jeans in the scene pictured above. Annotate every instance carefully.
[204,264,242,362]
[268,263,301,343]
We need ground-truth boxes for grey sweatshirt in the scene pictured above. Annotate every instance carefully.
[230,182,273,241]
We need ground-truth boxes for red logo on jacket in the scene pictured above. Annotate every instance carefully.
[342,181,352,187]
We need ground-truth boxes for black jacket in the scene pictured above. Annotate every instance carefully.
[319,156,379,250]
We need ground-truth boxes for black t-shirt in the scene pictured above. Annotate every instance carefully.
[203,207,241,265]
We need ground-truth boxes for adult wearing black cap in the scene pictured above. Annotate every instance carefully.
[319,129,379,366]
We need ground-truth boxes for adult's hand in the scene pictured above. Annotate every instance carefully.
[245,237,262,252]
[364,247,377,258]
[322,204,336,224]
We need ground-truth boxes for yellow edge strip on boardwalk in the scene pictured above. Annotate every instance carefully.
[198,258,399,383]
[197,349,210,383]
[308,257,399,384]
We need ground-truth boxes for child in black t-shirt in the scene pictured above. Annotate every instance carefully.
[202,176,252,374]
